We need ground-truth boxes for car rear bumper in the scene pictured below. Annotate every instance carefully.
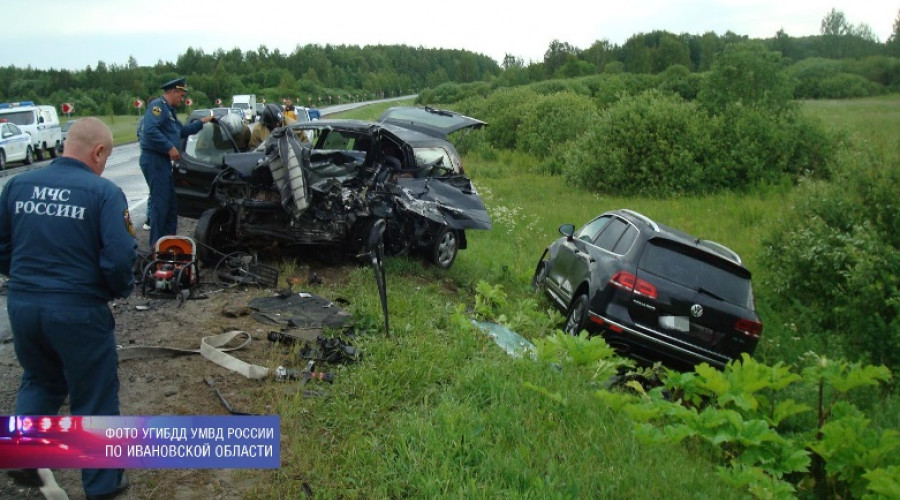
[588,311,732,369]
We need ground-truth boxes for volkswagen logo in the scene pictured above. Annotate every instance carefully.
[690,304,704,318]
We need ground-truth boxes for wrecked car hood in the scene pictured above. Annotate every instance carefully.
[393,177,492,230]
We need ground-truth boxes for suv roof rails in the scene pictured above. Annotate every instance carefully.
[698,239,742,264]
[619,209,659,232]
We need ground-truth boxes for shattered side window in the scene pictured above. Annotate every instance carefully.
[185,123,230,165]
[413,147,457,175]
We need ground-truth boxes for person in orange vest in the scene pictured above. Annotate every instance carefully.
[282,98,297,121]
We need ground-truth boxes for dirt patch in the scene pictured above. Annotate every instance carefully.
[0,216,350,499]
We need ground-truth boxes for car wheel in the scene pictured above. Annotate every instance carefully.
[0,150,6,170]
[24,146,33,165]
[429,226,458,269]
[564,293,590,336]
[532,259,549,291]
[48,145,58,158]
[195,208,235,266]
[34,147,44,161]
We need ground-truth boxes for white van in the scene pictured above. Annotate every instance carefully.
[230,95,257,123]
[0,101,62,160]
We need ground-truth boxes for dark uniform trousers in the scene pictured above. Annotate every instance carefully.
[9,290,124,496]
[140,150,177,247]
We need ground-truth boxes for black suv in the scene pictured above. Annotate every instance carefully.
[532,209,762,370]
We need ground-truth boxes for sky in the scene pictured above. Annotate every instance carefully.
[1,0,897,71]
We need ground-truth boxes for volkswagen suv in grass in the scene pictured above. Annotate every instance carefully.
[532,209,762,370]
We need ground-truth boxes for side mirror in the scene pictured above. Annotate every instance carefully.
[38,116,45,124]
[559,223,575,239]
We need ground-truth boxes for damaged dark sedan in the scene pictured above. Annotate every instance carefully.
[173,106,492,268]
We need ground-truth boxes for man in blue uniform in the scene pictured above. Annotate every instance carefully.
[0,117,137,499]
[139,77,215,247]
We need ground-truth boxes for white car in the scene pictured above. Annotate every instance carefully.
[0,120,33,169]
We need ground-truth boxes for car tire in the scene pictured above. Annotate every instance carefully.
[564,293,590,336]
[24,146,33,165]
[34,147,44,161]
[0,150,6,170]
[195,208,235,266]
[429,226,458,269]
[532,260,549,291]
[48,145,58,158]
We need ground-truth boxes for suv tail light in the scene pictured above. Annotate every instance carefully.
[610,271,658,299]
[734,318,763,339]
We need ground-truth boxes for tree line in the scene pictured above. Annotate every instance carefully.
[1,8,898,115]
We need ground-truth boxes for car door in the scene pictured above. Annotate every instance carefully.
[175,121,238,216]
[1,123,28,162]
[546,215,612,303]
[579,216,638,298]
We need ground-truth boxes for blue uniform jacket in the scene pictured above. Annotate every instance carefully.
[139,96,203,156]
[0,158,137,302]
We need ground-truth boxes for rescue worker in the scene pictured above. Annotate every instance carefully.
[0,117,137,499]
[282,98,297,121]
[249,103,307,149]
[136,96,153,231]
[139,77,215,247]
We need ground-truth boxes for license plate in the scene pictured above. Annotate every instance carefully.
[659,315,689,332]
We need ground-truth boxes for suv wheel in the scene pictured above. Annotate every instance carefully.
[429,226,458,269]
[24,146,33,165]
[564,293,589,336]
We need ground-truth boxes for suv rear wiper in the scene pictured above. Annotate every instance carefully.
[697,287,724,301]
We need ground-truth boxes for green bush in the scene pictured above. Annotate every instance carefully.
[418,81,494,105]
[658,64,703,100]
[841,55,900,88]
[697,42,795,115]
[514,92,600,159]
[579,74,633,108]
[455,87,537,150]
[787,57,843,99]
[761,163,900,370]
[709,106,836,189]
[817,73,885,98]
[603,60,625,74]
[527,79,588,96]
[562,90,715,196]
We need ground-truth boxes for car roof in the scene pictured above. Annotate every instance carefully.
[610,209,745,266]
[377,106,486,139]
[188,109,213,122]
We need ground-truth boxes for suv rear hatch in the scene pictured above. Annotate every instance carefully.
[377,106,486,138]
[630,238,761,362]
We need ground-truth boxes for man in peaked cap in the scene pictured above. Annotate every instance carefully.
[139,77,215,247]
